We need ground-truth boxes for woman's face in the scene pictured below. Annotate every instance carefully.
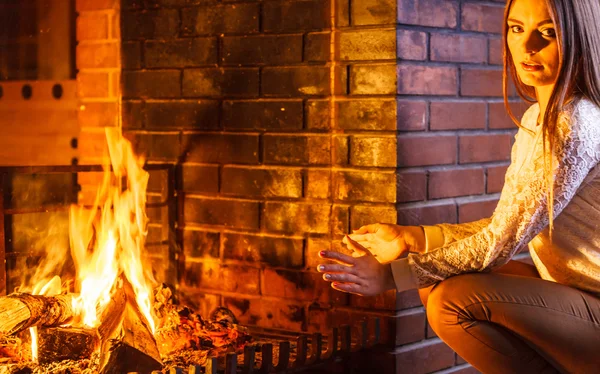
[507,0,560,88]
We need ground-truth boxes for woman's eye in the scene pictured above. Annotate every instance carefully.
[509,25,523,33]
[541,28,556,37]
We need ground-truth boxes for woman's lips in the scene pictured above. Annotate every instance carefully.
[521,61,543,72]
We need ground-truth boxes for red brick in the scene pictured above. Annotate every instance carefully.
[461,3,505,34]
[122,41,141,70]
[395,339,455,373]
[429,168,485,199]
[459,198,498,223]
[460,68,503,97]
[123,70,181,98]
[350,205,397,230]
[306,100,331,131]
[222,100,303,131]
[222,233,304,269]
[332,205,350,237]
[122,9,179,40]
[397,203,457,225]
[350,64,396,95]
[221,35,303,65]
[181,3,259,35]
[184,197,260,230]
[224,297,305,331]
[349,136,397,167]
[221,167,303,198]
[397,29,427,60]
[397,0,458,28]
[183,68,259,97]
[397,171,427,203]
[144,38,217,68]
[333,136,349,166]
[145,100,220,130]
[77,0,118,11]
[181,164,219,194]
[397,135,457,167]
[395,309,427,345]
[489,101,529,129]
[338,29,396,61]
[430,101,486,130]
[76,13,109,40]
[397,64,457,95]
[263,135,330,165]
[183,133,259,164]
[305,169,331,199]
[397,100,427,131]
[349,289,399,310]
[183,261,260,294]
[459,134,511,163]
[182,229,219,259]
[352,0,396,25]
[337,99,396,130]
[333,171,396,203]
[263,0,331,32]
[304,32,331,62]
[263,202,331,234]
[487,164,509,193]
[262,269,339,304]
[430,33,487,63]
[79,102,119,128]
[77,72,110,98]
[489,37,503,65]
[262,66,339,96]
[126,132,180,162]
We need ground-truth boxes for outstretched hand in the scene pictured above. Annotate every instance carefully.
[318,235,396,296]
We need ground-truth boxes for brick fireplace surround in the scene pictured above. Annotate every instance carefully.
[73,0,527,372]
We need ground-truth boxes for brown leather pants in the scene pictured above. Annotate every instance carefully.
[418,261,600,374]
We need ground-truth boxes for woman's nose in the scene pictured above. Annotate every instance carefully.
[521,31,548,55]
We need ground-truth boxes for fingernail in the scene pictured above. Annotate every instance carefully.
[325,274,331,279]
[319,251,326,257]
[318,265,325,271]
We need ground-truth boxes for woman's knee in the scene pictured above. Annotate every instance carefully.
[426,274,480,333]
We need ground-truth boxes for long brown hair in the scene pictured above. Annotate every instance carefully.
[502,0,600,235]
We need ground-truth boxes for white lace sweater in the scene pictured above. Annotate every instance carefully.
[391,97,600,296]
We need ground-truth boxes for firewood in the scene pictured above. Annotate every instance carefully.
[0,293,76,336]
[99,278,162,374]
[97,276,127,342]
[37,327,97,364]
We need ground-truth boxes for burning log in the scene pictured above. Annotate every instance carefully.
[37,327,97,364]
[98,278,162,374]
[0,293,76,336]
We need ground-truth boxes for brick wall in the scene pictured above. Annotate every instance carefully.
[71,0,530,372]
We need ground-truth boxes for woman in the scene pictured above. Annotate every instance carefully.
[318,0,600,372]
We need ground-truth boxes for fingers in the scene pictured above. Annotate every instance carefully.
[331,282,363,295]
[317,263,357,275]
[352,223,379,235]
[322,272,363,284]
[318,250,355,265]
[344,236,374,257]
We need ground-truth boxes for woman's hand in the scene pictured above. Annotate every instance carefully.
[318,236,396,296]
[345,223,425,263]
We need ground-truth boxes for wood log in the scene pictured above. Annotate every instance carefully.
[99,278,162,374]
[37,327,97,364]
[97,276,127,342]
[0,293,76,336]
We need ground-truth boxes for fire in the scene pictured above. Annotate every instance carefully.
[29,127,156,352]
[69,128,156,332]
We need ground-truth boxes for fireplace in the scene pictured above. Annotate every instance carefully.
[0,0,525,372]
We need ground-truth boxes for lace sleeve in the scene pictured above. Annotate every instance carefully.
[435,218,492,246]
[407,99,600,288]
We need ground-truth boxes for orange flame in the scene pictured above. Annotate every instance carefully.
[68,128,155,331]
